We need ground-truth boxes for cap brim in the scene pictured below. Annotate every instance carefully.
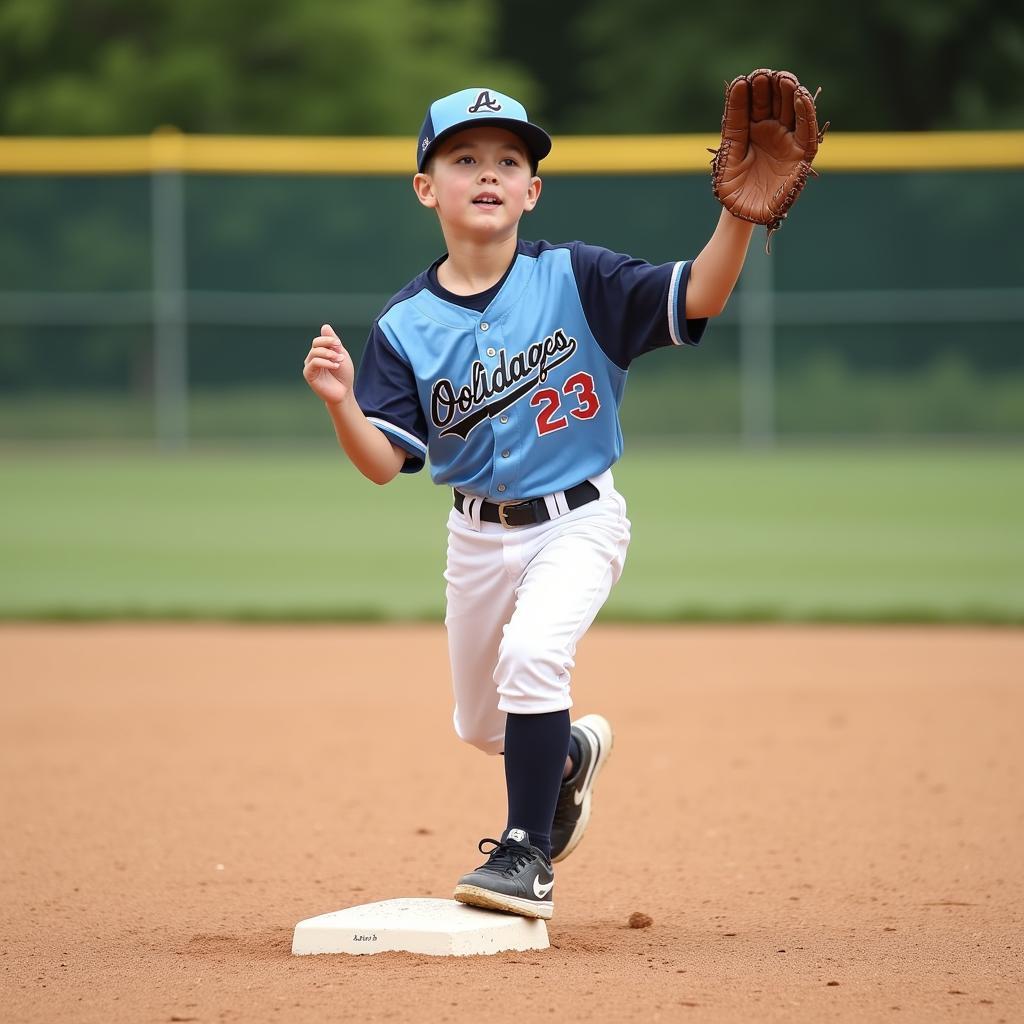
[419,118,551,171]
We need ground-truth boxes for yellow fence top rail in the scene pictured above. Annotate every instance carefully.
[1,130,1022,175]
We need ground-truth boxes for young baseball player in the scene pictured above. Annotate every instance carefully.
[303,77,821,920]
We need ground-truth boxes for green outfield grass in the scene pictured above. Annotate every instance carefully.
[1,446,1021,623]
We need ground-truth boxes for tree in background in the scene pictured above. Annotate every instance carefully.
[501,0,1024,133]
[0,0,1020,134]
[0,0,537,134]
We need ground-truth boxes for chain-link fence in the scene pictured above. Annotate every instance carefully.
[2,134,1022,447]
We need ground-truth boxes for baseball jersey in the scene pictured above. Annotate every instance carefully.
[354,240,708,500]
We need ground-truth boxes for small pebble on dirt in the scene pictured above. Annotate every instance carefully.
[628,912,653,929]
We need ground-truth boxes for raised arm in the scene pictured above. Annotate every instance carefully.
[685,208,754,318]
[688,68,825,320]
[303,324,407,485]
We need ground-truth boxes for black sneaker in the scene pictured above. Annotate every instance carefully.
[453,830,555,920]
[550,714,614,863]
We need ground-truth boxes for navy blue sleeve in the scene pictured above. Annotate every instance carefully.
[353,324,428,474]
[569,242,708,369]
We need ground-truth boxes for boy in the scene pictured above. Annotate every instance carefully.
[303,79,818,920]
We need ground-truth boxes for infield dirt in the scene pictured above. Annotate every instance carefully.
[3,624,1022,1023]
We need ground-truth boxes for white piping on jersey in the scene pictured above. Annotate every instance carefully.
[667,260,686,346]
[366,416,428,454]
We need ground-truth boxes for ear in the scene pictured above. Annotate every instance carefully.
[523,175,542,213]
[413,172,438,209]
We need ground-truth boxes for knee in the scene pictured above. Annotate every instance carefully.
[453,712,504,755]
[499,626,570,678]
[495,628,572,710]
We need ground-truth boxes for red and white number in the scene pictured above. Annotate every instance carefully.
[564,372,600,421]
[530,372,601,437]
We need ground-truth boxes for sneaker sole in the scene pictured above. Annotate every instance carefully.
[453,884,553,920]
[553,713,614,864]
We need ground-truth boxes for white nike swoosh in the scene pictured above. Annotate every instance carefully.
[572,728,601,805]
[533,876,554,898]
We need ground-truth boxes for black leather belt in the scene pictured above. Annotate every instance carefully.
[453,481,600,528]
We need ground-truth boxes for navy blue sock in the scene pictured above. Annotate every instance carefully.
[503,710,571,861]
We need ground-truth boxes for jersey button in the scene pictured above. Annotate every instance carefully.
[497,484,507,493]
[501,450,510,458]
[480,322,490,331]
[499,415,509,424]
[486,347,496,357]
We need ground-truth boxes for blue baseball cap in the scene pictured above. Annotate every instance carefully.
[417,88,551,172]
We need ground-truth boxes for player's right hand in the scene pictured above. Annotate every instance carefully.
[303,324,354,405]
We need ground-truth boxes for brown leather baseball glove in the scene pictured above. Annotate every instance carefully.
[710,69,826,250]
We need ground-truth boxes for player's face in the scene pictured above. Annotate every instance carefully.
[414,127,541,241]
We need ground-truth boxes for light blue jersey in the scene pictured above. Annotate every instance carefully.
[354,240,707,500]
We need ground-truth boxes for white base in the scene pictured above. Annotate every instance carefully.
[292,897,549,957]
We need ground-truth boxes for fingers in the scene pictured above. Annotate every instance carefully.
[776,71,798,131]
[793,85,820,160]
[304,330,347,369]
[313,332,343,353]
[304,355,343,377]
[745,68,819,159]
[303,326,353,400]
[306,342,343,360]
[749,68,773,122]
[721,75,750,147]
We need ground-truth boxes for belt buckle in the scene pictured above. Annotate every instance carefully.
[496,499,525,529]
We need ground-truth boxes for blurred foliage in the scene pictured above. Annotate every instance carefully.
[521,0,1024,132]
[4,359,1024,440]
[0,0,1020,135]
[0,0,535,134]
[1,168,1021,411]
[0,4,1021,442]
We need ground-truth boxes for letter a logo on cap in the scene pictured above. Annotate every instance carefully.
[468,90,502,114]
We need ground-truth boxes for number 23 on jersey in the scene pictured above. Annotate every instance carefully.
[530,372,601,436]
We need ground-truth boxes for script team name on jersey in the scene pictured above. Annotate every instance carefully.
[431,328,577,440]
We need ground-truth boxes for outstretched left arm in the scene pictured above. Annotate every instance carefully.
[685,208,755,318]
[687,68,825,320]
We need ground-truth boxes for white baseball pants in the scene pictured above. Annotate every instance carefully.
[444,470,631,755]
